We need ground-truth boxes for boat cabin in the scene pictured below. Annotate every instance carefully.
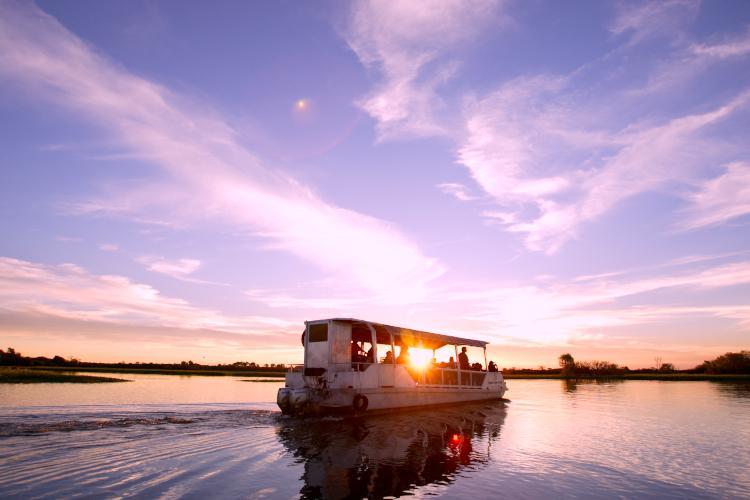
[297,318,491,389]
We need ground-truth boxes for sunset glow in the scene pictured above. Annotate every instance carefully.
[0,1,749,369]
[408,348,433,370]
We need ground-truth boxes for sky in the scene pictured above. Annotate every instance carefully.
[1,0,749,369]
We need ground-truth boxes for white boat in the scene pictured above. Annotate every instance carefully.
[277,318,507,416]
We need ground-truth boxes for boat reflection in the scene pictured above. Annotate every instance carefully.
[276,401,507,499]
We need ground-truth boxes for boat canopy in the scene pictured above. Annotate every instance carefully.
[319,318,488,351]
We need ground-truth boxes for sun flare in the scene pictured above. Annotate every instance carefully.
[408,347,433,370]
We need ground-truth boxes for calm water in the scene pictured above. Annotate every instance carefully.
[1,374,749,499]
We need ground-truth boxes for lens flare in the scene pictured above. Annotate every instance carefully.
[295,99,307,110]
[409,348,433,370]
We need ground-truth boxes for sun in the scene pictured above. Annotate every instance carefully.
[295,99,307,110]
[409,348,433,370]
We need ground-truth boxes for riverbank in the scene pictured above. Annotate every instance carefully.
[11,366,750,382]
[0,367,130,383]
[502,373,750,381]
[16,366,287,377]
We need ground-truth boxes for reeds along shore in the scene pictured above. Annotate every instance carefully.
[0,347,287,377]
[1,348,748,381]
[0,367,129,383]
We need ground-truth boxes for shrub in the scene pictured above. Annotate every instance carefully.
[695,351,750,374]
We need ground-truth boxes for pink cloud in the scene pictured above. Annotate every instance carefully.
[0,2,444,299]
[691,28,750,59]
[679,162,750,230]
[610,0,700,45]
[345,0,505,140]
[0,257,295,336]
[456,74,750,253]
[436,182,477,202]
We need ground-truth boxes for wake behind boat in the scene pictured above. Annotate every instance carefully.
[277,318,507,416]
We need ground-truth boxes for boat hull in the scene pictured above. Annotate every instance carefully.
[278,383,507,416]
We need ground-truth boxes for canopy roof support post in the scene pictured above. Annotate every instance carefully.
[483,346,487,371]
[367,322,377,365]
[303,321,308,369]
[390,327,396,383]
[455,344,460,388]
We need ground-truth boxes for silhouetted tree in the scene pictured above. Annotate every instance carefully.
[559,353,576,377]
[695,351,750,374]
[654,356,662,371]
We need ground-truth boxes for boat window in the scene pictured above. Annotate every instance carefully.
[308,323,328,342]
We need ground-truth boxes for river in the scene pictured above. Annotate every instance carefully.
[1,374,748,498]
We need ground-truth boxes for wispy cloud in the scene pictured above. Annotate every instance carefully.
[456,57,750,253]
[245,288,368,311]
[438,257,750,345]
[0,2,443,298]
[690,27,750,58]
[436,182,477,202]
[98,243,119,252]
[0,257,294,335]
[137,255,202,280]
[344,0,750,254]
[679,162,750,230]
[243,254,750,348]
[345,0,504,141]
[610,0,700,45]
[56,236,83,243]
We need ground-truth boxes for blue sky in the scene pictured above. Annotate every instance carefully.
[1,0,749,368]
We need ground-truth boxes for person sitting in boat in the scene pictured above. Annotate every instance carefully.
[396,345,410,364]
[446,356,457,384]
[383,350,394,364]
[351,341,364,363]
[488,361,498,372]
[458,347,470,371]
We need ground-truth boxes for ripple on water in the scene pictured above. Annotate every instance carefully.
[1,380,749,499]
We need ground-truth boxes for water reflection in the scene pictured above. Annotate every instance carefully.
[561,378,625,393]
[277,402,507,499]
[714,382,750,400]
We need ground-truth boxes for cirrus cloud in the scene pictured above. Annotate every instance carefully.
[0,2,444,299]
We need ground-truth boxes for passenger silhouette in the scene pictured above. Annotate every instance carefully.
[458,347,470,370]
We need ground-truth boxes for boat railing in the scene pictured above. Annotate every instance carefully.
[295,361,489,387]
[416,367,486,388]
[331,361,487,388]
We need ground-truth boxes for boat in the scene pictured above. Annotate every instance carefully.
[277,318,508,416]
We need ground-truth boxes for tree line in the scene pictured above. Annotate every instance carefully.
[0,347,287,372]
[504,350,750,376]
[3,346,748,375]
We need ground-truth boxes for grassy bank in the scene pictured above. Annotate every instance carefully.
[22,366,287,377]
[9,366,749,382]
[503,373,750,381]
[0,367,130,384]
